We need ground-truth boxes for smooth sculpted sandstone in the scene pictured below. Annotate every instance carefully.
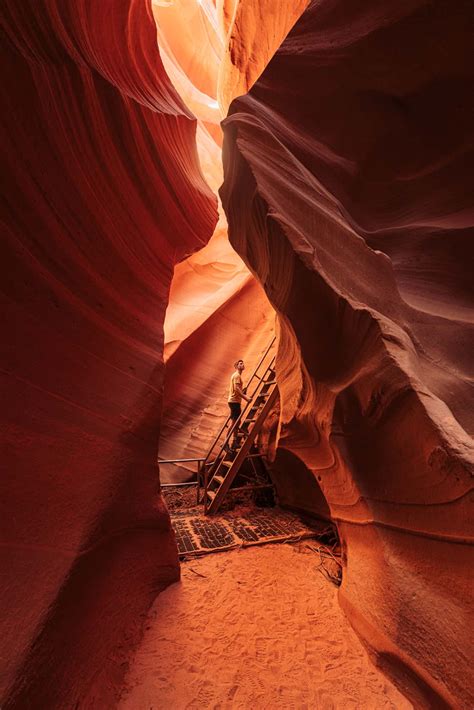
[221,1,474,707]
[0,0,216,707]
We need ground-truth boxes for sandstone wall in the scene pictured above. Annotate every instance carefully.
[0,1,216,706]
[220,1,474,706]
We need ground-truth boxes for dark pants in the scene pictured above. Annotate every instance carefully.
[228,402,241,447]
[228,402,241,422]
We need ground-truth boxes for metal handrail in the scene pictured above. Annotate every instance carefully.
[159,457,204,500]
[159,336,277,505]
[161,481,198,488]
[159,457,205,464]
[159,453,265,466]
[201,363,270,467]
[201,354,276,482]
[159,454,267,495]
[203,371,279,513]
[210,355,276,462]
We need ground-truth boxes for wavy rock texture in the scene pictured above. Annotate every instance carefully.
[152,0,253,365]
[221,1,474,707]
[0,0,216,706]
[153,0,237,353]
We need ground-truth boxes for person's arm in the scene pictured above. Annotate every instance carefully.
[235,382,251,402]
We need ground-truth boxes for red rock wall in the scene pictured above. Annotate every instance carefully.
[220,1,474,707]
[0,1,216,706]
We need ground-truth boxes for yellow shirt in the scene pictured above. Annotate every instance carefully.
[228,371,244,403]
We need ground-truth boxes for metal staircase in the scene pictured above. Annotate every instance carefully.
[198,338,279,515]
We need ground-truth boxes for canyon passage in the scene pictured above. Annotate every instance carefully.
[1,1,473,709]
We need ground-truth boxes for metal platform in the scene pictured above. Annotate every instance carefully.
[171,507,329,558]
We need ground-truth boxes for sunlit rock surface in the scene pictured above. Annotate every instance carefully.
[221,1,474,707]
[153,0,254,367]
[0,0,216,706]
[217,0,309,112]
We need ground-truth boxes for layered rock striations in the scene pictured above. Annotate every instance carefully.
[0,0,216,706]
[221,1,474,706]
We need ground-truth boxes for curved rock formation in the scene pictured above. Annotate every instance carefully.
[3,0,473,706]
[221,1,474,707]
[152,0,223,142]
[0,0,216,706]
[153,0,255,365]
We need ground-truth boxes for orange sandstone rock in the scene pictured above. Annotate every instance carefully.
[0,0,216,706]
[217,0,309,111]
[221,0,474,706]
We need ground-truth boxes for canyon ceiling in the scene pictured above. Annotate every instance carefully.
[1,1,473,709]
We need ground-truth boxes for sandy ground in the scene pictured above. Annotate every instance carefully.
[119,543,412,709]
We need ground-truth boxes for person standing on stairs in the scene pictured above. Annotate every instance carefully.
[228,359,251,450]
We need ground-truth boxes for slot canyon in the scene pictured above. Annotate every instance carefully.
[1,0,473,708]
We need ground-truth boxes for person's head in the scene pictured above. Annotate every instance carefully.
[234,359,245,373]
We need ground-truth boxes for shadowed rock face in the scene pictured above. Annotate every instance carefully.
[0,0,216,706]
[220,1,474,707]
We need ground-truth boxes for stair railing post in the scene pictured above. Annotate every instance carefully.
[204,460,209,504]
[196,460,201,504]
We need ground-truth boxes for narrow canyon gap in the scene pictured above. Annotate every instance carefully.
[154,0,299,483]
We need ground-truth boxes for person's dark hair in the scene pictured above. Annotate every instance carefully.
[234,359,243,368]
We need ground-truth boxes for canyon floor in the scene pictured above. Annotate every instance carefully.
[119,542,412,709]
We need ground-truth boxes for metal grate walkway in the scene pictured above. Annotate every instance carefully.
[171,507,329,558]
